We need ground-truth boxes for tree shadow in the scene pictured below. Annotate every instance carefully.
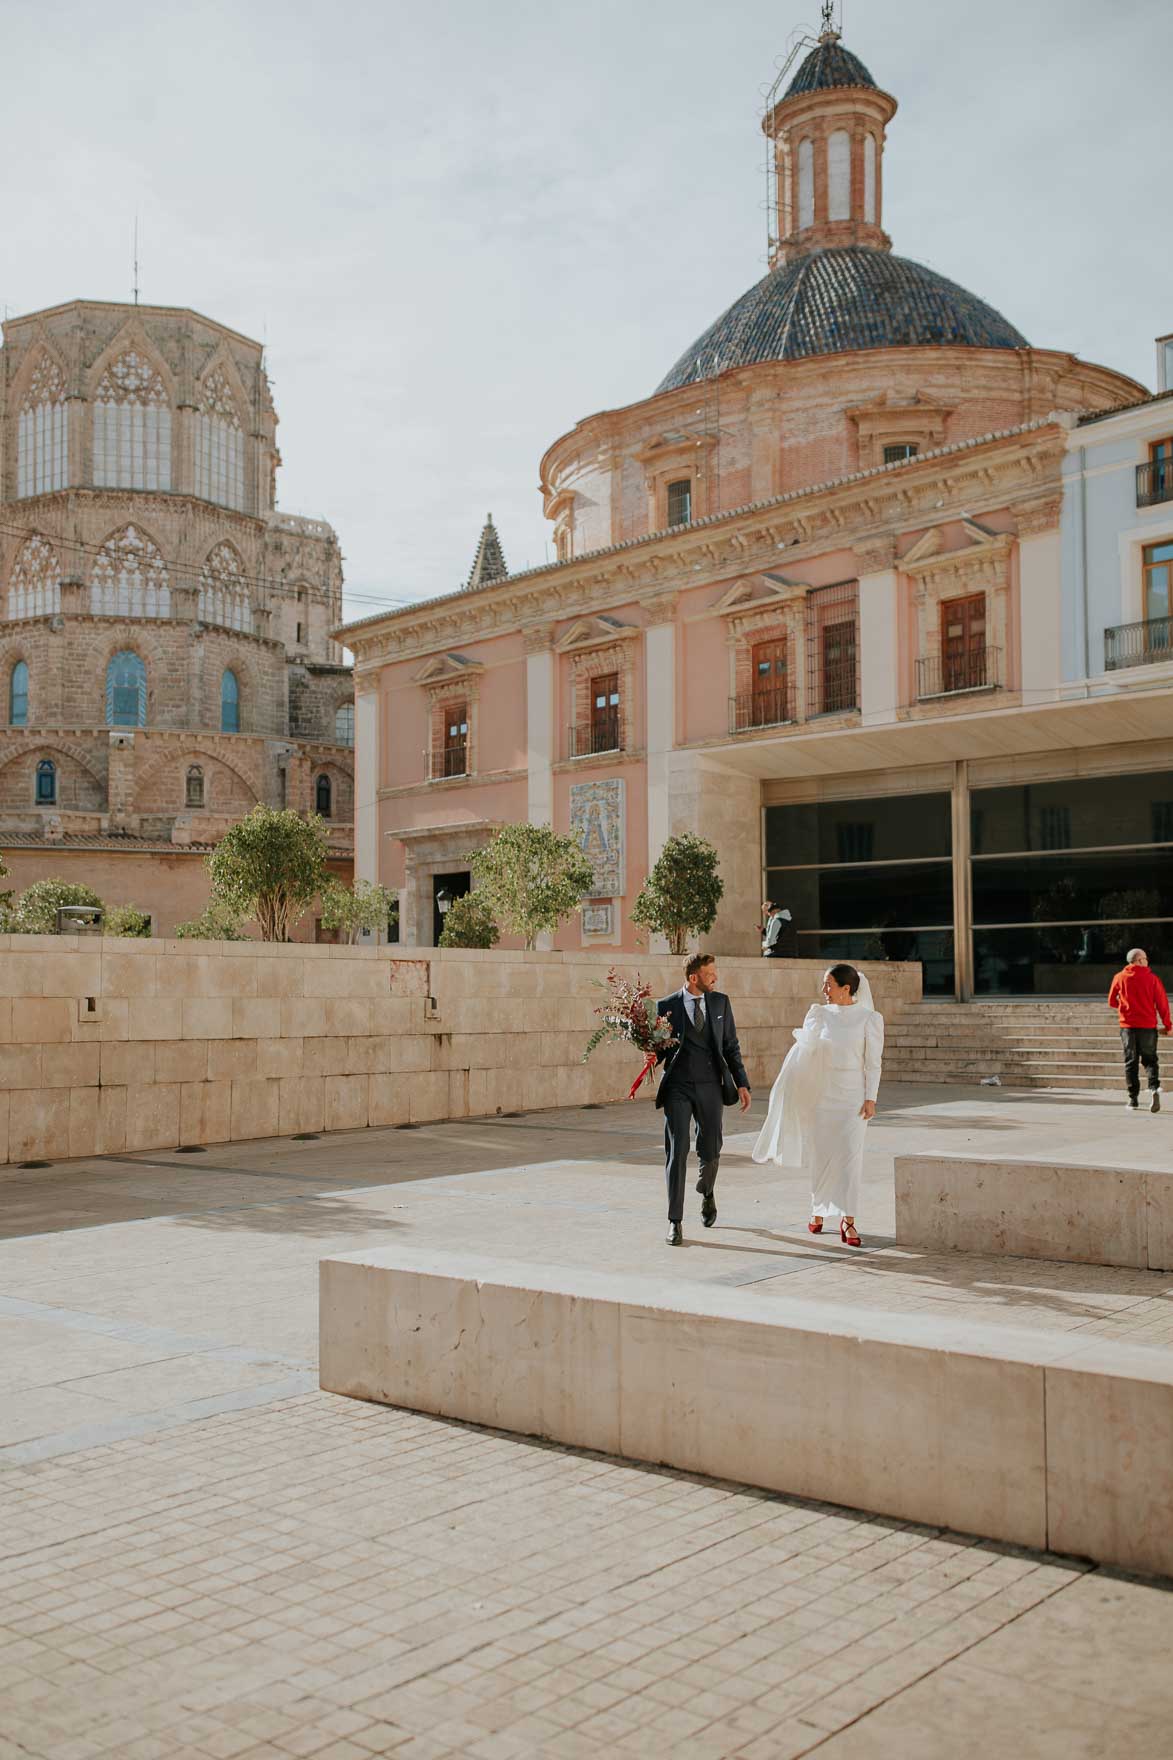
[699,1225,1170,1325]
[173,1193,410,1239]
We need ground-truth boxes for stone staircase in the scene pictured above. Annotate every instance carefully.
[883,1000,1124,1091]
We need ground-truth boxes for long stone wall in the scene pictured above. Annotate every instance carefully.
[0,939,921,1165]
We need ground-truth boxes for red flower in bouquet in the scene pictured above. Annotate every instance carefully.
[583,968,679,1098]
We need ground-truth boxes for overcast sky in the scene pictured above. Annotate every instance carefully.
[2,0,1170,631]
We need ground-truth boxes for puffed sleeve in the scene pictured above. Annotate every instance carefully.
[802,1003,823,1030]
[864,1010,884,1102]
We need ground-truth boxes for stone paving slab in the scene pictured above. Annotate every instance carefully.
[1,1085,1171,1756]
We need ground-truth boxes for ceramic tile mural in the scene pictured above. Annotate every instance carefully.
[570,778,624,897]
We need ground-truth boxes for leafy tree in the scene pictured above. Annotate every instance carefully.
[206,807,329,942]
[468,823,594,951]
[103,904,152,938]
[9,878,105,935]
[319,878,400,944]
[174,901,248,941]
[438,890,500,949]
[631,833,724,955]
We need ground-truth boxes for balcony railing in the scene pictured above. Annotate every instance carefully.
[1104,615,1173,671]
[427,743,468,780]
[916,647,1002,701]
[1136,459,1173,508]
[567,711,623,759]
[729,684,795,734]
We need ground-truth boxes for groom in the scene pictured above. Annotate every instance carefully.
[648,954,751,1245]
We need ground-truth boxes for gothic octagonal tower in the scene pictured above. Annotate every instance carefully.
[0,300,356,933]
[538,28,1142,560]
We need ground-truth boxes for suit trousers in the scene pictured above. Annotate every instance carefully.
[1121,1027,1160,1097]
[663,1079,723,1222]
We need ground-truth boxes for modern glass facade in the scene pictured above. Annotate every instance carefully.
[765,792,955,995]
[970,771,1173,995]
[765,769,1173,998]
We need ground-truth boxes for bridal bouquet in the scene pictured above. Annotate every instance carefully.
[583,969,679,1099]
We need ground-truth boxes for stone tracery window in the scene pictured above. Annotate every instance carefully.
[90,525,171,619]
[7,533,62,619]
[194,369,246,511]
[18,355,68,498]
[199,541,251,631]
[186,765,205,807]
[93,351,172,491]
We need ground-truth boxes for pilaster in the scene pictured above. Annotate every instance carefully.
[354,674,379,883]
[523,624,555,827]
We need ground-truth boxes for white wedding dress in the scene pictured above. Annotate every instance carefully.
[752,976,884,1219]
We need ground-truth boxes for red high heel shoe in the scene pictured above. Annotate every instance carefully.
[839,1218,862,1247]
[807,1218,823,1235]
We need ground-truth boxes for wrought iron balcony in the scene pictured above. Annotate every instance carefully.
[916,646,1002,701]
[1104,615,1173,671]
[567,711,623,759]
[1136,459,1173,508]
[427,743,468,780]
[729,683,795,734]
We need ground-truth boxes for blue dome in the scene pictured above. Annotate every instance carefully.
[785,38,877,98]
[655,247,1028,393]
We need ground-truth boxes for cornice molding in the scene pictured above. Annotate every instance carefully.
[556,614,638,653]
[347,433,1066,665]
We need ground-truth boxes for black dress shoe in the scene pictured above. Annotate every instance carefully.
[1152,1091,1162,1113]
[701,1195,717,1227]
[666,1222,683,1245]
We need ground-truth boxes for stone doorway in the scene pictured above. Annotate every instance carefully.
[433,871,471,945]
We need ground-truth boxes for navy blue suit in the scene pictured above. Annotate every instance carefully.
[653,989,749,1224]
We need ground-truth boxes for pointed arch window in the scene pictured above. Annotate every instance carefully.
[334,703,354,747]
[18,355,68,498]
[93,351,171,490]
[194,370,246,511]
[220,669,240,733]
[106,651,147,727]
[199,541,251,631]
[36,759,56,805]
[91,525,170,618]
[186,765,205,808]
[315,773,332,817]
[9,662,29,727]
[7,533,61,619]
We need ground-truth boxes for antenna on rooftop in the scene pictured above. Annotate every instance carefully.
[132,214,141,306]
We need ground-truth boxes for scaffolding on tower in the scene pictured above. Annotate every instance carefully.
[761,3,842,267]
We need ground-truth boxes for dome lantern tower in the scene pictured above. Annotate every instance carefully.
[764,12,897,267]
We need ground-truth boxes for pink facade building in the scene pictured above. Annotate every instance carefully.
[343,26,1150,996]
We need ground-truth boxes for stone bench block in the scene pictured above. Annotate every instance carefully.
[895,1154,1171,1271]
[320,1248,1173,1576]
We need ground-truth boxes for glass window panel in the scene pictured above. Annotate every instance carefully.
[972,848,1173,926]
[10,661,29,727]
[972,772,1173,855]
[789,861,954,933]
[766,792,951,867]
[799,929,955,997]
[974,921,1173,997]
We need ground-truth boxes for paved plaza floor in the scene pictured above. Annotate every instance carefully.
[2,1085,1172,1758]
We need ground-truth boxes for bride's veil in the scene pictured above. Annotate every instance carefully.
[854,968,875,1011]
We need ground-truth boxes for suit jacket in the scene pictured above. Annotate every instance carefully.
[653,988,750,1110]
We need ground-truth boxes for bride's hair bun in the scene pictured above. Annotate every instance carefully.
[827,962,861,995]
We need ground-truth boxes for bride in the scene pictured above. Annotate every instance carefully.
[751,963,883,1247]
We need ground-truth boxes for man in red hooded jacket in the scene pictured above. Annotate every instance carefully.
[1108,948,1171,1112]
